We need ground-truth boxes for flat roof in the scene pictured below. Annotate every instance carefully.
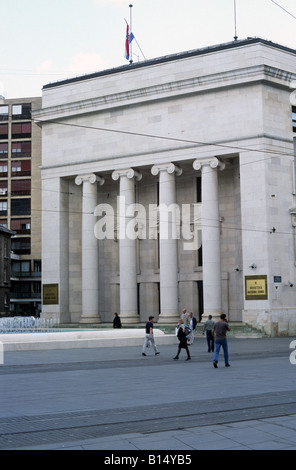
[43,37,296,91]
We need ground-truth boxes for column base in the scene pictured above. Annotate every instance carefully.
[80,314,101,324]
[157,313,180,325]
[200,311,223,322]
[120,314,140,324]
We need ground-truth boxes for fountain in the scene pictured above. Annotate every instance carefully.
[0,316,60,333]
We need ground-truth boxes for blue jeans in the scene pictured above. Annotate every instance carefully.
[214,339,229,364]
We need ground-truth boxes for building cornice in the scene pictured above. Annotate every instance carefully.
[33,64,296,125]
[42,37,296,91]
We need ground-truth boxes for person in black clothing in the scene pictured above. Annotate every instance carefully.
[113,312,121,328]
[142,316,160,356]
[173,323,191,360]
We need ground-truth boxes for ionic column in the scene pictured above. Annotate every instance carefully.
[75,173,105,324]
[112,168,142,323]
[193,158,225,320]
[151,163,182,324]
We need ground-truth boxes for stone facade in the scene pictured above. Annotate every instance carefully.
[34,38,296,335]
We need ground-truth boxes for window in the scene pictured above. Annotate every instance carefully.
[0,106,8,121]
[11,123,31,139]
[12,104,31,120]
[0,124,8,140]
[11,198,30,216]
[0,143,8,156]
[12,260,30,273]
[293,106,296,133]
[12,162,21,172]
[0,165,8,174]
[11,238,31,254]
[11,218,31,233]
[0,181,8,196]
[11,160,31,175]
[11,180,31,196]
[0,201,8,215]
[34,260,41,272]
[12,141,31,158]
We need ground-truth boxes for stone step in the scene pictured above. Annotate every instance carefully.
[59,322,266,338]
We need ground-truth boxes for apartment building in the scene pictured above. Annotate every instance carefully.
[0,97,42,316]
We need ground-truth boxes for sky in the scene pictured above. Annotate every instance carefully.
[0,0,296,99]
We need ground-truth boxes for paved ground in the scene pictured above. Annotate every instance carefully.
[0,336,295,451]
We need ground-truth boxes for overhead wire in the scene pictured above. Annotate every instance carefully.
[0,114,295,238]
[270,0,296,20]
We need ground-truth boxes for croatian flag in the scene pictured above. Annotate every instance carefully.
[125,24,134,61]
[125,24,130,60]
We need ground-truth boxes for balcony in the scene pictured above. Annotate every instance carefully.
[10,292,41,300]
[11,271,41,280]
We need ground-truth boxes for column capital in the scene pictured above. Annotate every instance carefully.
[151,162,182,177]
[193,157,225,172]
[75,173,105,186]
[112,168,142,182]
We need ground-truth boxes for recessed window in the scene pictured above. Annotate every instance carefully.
[0,143,8,156]
[0,106,8,121]
[11,160,31,175]
[12,141,31,158]
[0,201,8,215]
[11,219,31,233]
[0,164,8,174]
[11,238,31,254]
[11,180,31,196]
[293,106,296,133]
[11,123,31,139]
[11,198,30,216]
[12,104,31,120]
[0,181,8,196]
[0,124,8,140]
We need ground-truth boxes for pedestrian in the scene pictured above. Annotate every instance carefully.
[202,314,215,352]
[142,316,160,356]
[212,313,231,368]
[188,312,197,345]
[174,323,191,360]
[181,308,190,327]
[113,312,121,328]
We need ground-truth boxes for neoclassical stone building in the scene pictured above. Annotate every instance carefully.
[34,37,296,336]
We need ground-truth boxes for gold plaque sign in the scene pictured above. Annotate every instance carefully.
[245,275,268,300]
[43,284,59,305]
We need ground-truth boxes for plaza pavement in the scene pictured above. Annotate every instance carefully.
[0,334,295,451]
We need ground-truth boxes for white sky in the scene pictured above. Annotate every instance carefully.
[1,0,296,99]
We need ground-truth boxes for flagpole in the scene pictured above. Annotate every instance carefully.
[129,4,133,64]
[233,0,238,41]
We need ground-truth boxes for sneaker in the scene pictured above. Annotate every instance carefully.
[142,353,146,356]
[225,363,230,367]
[155,352,160,355]
[186,357,191,361]
[213,361,218,368]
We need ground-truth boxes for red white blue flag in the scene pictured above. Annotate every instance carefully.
[125,23,130,60]
[124,24,134,61]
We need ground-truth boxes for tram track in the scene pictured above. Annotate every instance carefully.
[0,391,296,449]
